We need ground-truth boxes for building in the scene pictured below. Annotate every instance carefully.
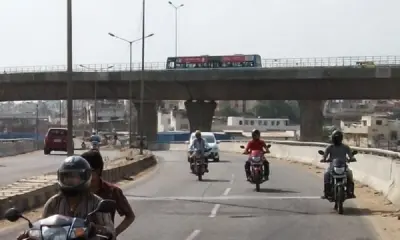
[86,100,126,131]
[341,115,400,149]
[158,108,189,131]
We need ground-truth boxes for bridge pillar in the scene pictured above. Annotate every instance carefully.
[184,100,217,132]
[134,101,158,142]
[298,100,324,142]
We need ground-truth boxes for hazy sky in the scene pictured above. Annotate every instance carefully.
[0,0,398,68]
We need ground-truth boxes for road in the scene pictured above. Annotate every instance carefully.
[0,145,121,187]
[0,151,378,239]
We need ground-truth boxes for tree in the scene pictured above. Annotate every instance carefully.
[252,100,300,123]
[216,106,241,116]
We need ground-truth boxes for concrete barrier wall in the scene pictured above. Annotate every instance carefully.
[170,141,400,206]
[0,139,41,157]
[0,153,157,219]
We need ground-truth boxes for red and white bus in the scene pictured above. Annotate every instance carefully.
[166,54,262,69]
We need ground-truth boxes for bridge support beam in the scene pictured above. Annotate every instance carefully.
[298,100,324,142]
[185,100,217,132]
[134,101,158,143]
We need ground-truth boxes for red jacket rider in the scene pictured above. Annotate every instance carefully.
[243,129,270,180]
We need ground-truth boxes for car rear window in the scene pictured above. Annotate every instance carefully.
[48,129,67,137]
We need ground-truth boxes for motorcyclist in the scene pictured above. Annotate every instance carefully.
[189,130,209,172]
[90,131,101,143]
[321,130,356,199]
[17,156,115,240]
[243,129,270,181]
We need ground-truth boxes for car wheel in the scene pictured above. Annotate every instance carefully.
[213,157,220,162]
[44,149,51,155]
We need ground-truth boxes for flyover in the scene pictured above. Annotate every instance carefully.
[0,56,398,142]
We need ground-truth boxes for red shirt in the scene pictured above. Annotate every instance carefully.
[96,179,135,222]
[245,139,269,153]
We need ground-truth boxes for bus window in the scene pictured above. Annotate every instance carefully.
[167,61,175,69]
[254,55,262,67]
[166,58,176,69]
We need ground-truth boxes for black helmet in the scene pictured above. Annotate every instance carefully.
[331,130,343,145]
[57,156,92,197]
[251,129,260,138]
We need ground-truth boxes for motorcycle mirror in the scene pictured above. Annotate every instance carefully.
[352,150,358,155]
[239,145,245,149]
[266,144,271,148]
[318,150,325,155]
[4,208,22,222]
[216,140,221,144]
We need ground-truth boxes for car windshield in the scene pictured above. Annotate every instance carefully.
[191,135,216,143]
[48,129,67,137]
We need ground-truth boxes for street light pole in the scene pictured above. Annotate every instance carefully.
[66,0,74,156]
[36,103,39,149]
[108,32,154,148]
[79,65,113,133]
[168,1,184,57]
[139,0,146,154]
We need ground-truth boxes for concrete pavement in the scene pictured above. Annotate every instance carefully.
[0,151,378,239]
[116,151,377,240]
[0,148,121,187]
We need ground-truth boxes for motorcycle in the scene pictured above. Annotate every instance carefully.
[190,148,212,181]
[81,141,86,149]
[240,144,271,192]
[5,199,116,240]
[318,149,358,214]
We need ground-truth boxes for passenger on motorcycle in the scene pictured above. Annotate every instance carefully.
[189,130,209,172]
[81,150,135,237]
[17,156,115,240]
[243,129,270,180]
[321,130,356,199]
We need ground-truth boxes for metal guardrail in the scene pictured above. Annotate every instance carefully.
[1,56,400,73]
[169,139,400,159]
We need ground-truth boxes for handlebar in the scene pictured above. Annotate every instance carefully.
[320,158,357,163]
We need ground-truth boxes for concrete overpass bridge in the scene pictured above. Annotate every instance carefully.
[0,55,399,142]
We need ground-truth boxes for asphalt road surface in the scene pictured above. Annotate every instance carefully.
[0,151,378,240]
[0,143,121,186]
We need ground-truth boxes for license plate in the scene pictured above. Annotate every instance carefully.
[54,139,61,142]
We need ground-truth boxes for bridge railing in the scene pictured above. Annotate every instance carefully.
[1,55,400,73]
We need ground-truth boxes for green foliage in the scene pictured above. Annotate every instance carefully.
[251,100,300,123]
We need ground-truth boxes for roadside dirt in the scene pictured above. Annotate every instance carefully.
[279,159,400,240]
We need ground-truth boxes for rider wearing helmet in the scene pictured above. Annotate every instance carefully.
[321,130,356,199]
[17,156,115,240]
[90,131,101,143]
[189,130,209,172]
[243,129,270,180]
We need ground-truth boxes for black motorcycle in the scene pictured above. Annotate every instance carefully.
[189,148,212,181]
[5,199,116,239]
[318,149,358,214]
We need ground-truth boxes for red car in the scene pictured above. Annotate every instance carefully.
[44,128,74,155]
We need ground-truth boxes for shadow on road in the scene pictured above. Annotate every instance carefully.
[343,207,395,217]
[255,188,299,194]
[201,179,231,183]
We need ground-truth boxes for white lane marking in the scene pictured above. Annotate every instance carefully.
[223,187,231,196]
[185,229,201,240]
[209,204,221,217]
[125,195,321,201]
[229,174,235,185]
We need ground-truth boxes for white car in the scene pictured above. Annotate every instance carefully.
[186,132,220,162]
